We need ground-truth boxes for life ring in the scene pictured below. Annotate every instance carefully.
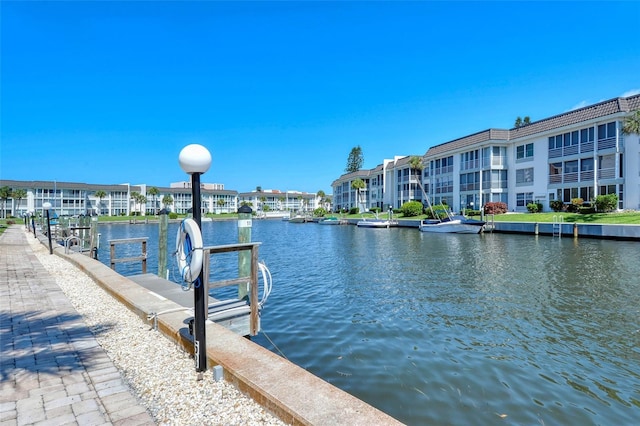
[175,218,203,283]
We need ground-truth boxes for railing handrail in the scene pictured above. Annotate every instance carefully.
[109,237,148,273]
[201,241,262,336]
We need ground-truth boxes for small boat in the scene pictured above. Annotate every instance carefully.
[318,216,343,225]
[419,215,485,234]
[357,218,392,228]
[288,214,308,223]
[356,211,395,228]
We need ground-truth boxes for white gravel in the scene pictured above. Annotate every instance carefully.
[28,236,287,426]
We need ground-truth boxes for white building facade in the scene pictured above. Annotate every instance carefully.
[332,94,640,213]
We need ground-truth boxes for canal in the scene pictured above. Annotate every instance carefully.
[96,219,640,425]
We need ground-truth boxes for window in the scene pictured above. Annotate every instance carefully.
[580,158,594,171]
[516,192,533,207]
[516,143,534,160]
[549,163,562,175]
[516,168,534,185]
[581,127,594,143]
[598,121,617,140]
[564,160,578,173]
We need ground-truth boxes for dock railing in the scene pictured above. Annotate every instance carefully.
[201,242,262,336]
[109,237,148,273]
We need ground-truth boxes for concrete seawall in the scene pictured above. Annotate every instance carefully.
[39,234,403,426]
[490,221,640,240]
[347,218,640,240]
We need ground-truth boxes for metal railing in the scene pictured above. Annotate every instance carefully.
[201,242,262,336]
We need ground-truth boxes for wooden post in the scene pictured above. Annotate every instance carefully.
[141,239,147,274]
[573,223,578,239]
[534,222,539,235]
[110,243,116,269]
[158,212,168,278]
[90,216,99,258]
[237,205,252,300]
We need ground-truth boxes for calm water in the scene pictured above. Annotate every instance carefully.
[96,220,640,425]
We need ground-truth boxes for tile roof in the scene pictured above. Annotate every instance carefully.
[425,94,640,158]
[425,129,509,157]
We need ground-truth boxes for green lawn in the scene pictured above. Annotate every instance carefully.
[488,211,640,224]
[348,211,640,225]
[2,211,640,235]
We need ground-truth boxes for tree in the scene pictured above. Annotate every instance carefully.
[130,191,140,214]
[94,190,107,215]
[514,116,531,128]
[12,189,27,217]
[622,110,640,136]
[217,198,225,212]
[514,117,522,128]
[317,190,326,210]
[409,156,427,201]
[345,146,364,173]
[351,178,366,212]
[162,194,173,210]
[0,186,11,219]
[147,187,160,215]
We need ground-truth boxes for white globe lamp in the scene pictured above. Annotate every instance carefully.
[179,144,212,175]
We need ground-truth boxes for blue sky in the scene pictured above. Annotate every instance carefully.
[2,1,639,194]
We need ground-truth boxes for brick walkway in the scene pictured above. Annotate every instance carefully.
[0,226,155,426]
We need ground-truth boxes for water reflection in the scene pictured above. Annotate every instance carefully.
[96,221,640,425]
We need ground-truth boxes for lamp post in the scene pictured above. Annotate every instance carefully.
[43,202,53,254]
[178,144,212,375]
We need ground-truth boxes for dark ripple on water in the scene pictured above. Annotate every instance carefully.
[97,221,640,425]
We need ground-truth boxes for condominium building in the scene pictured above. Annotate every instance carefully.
[0,179,323,219]
[332,94,640,213]
[0,180,239,218]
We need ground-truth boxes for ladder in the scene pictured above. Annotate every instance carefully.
[552,215,563,238]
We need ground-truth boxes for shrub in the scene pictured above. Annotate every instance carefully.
[526,203,542,213]
[549,200,565,212]
[370,207,381,214]
[578,206,596,214]
[465,209,481,217]
[400,201,424,217]
[169,212,178,219]
[426,204,451,220]
[349,207,359,215]
[484,202,507,214]
[594,194,618,212]
[313,207,327,217]
[566,197,584,213]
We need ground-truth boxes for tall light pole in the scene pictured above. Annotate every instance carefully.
[43,202,53,254]
[178,144,212,375]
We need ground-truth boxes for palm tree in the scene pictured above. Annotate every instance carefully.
[217,198,225,212]
[130,191,140,215]
[147,187,160,215]
[0,186,11,219]
[137,194,148,215]
[408,156,427,201]
[351,178,366,213]
[12,189,27,217]
[622,110,640,136]
[278,196,285,211]
[317,190,326,210]
[94,190,107,215]
[162,194,173,211]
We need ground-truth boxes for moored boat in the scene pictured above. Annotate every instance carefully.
[419,215,485,234]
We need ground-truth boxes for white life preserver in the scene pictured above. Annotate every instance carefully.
[175,218,203,283]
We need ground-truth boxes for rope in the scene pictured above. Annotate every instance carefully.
[261,330,288,360]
